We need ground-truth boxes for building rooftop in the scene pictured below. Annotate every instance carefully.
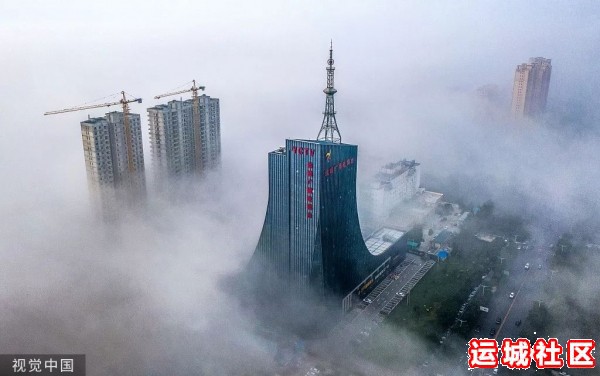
[364,227,405,256]
[374,159,419,185]
[420,190,444,206]
[81,117,107,125]
[434,230,453,244]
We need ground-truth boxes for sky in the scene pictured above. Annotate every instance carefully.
[1,1,599,375]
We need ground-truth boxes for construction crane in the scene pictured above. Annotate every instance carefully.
[44,91,142,174]
[154,80,205,172]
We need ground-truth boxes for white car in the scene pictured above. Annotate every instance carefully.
[509,292,515,299]
[525,263,530,270]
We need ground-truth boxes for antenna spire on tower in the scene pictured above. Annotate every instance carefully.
[317,41,341,143]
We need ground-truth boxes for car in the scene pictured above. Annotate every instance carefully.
[515,320,522,327]
[474,325,481,333]
[496,317,502,324]
[493,368,498,374]
[363,298,372,304]
[509,292,515,299]
[489,328,496,336]
[396,292,405,297]
[538,264,542,270]
[525,263,530,270]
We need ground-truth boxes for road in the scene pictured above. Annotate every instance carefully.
[432,242,559,376]
[292,253,436,376]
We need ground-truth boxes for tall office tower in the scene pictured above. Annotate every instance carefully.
[148,94,221,179]
[249,45,406,310]
[81,111,146,213]
[511,57,552,119]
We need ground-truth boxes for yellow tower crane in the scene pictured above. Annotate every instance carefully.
[154,80,205,172]
[44,91,143,174]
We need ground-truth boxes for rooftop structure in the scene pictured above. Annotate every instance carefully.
[316,41,341,143]
[364,228,405,256]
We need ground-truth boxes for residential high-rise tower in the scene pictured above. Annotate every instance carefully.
[511,57,552,119]
[80,111,146,212]
[148,94,221,179]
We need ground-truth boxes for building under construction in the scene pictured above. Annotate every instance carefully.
[45,91,146,217]
[80,111,146,214]
[148,83,221,180]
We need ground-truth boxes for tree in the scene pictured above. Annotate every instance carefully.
[404,225,424,244]
[478,200,494,219]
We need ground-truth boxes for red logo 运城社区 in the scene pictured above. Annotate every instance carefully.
[468,338,499,369]
[566,339,596,368]
[532,338,564,369]
[500,338,532,369]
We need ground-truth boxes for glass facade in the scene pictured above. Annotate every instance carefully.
[250,139,405,298]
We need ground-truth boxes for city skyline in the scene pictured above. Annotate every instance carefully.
[2,2,600,375]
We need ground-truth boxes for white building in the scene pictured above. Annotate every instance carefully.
[148,95,221,180]
[368,159,421,220]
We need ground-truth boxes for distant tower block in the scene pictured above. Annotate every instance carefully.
[511,57,552,119]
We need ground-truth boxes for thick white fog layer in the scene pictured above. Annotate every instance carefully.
[1,1,599,375]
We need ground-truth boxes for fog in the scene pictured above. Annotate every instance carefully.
[1,1,599,375]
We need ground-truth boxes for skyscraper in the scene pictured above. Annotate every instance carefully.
[511,57,552,119]
[147,94,221,179]
[80,111,146,212]
[249,46,406,309]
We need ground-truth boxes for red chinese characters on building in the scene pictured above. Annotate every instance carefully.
[532,338,564,369]
[324,157,355,176]
[292,146,315,156]
[468,339,499,369]
[566,339,596,368]
[500,338,532,369]
[306,161,314,219]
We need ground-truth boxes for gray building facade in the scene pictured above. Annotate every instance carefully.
[81,111,146,213]
[511,57,552,119]
[250,139,403,299]
[148,95,221,179]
